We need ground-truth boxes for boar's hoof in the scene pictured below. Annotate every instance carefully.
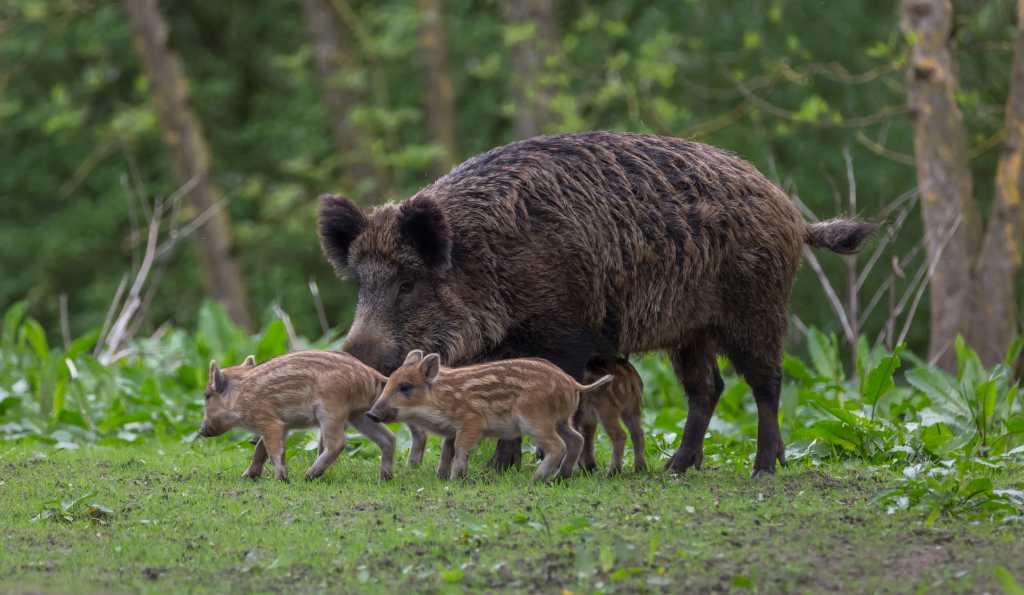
[378,469,393,482]
[664,448,703,474]
[751,466,777,478]
[304,469,324,481]
[241,468,263,480]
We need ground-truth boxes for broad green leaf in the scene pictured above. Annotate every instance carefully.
[861,347,903,406]
[20,319,49,361]
[2,300,27,347]
[994,566,1024,595]
[256,320,289,362]
[959,477,993,501]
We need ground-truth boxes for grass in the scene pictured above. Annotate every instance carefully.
[4,438,1023,594]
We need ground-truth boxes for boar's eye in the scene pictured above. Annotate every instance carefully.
[398,383,414,395]
[397,280,415,296]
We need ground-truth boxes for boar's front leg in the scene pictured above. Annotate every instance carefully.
[450,428,482,480]
[436,436,455,479]
[349,413,396,481]
[260,425,289,482]
[305,415,348,480]
[242,438,268,479]
[406,424,428,468]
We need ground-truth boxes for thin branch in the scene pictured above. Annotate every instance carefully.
[860,241,923,328]
[59,294,71,351]
[308,279,330,337]
[803,245,856,343]
[855,191,917,293]
[736,83,909,128]
[855,130,916,166]
[896,216,964,346]
[95,274,128,357]
[273,304,300,351]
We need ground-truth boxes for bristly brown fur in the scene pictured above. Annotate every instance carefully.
[320,131,878,475]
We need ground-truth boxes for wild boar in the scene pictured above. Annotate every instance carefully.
[574,357,645,475]
[319,131,876,476]
[366,350,613,481]
[198,351,396,481]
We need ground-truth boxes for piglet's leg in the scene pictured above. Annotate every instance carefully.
[305,415,348,481]
[437,437,455,479]
[450,429,482,480]
[531,432,566,482]
[556,421,584,479]
[350,413,396,481]
[406,424,427,468]
[261,425,288,482]
[242,438,268,480]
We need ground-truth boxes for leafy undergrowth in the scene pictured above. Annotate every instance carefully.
[3,440,1024,594]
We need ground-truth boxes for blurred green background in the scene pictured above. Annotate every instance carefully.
[0,0,1018,355]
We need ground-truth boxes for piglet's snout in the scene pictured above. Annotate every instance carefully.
[365,407,395,423]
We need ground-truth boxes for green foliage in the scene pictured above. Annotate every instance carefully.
[3,0,1019,354]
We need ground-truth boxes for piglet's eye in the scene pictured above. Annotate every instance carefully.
[398,383,413,395]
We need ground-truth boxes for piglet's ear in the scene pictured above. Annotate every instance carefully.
[403,349,424,366]
[209,360,227,393]
[398,197,451,271]
[421,353,441,384]
[242,355,257,367]
[319,194,368,275]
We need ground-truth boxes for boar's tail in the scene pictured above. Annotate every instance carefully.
[576,374,614,394]
[804,219,879,255]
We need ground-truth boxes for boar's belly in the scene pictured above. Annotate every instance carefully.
[483,416,524,440]
[280,405,319,430]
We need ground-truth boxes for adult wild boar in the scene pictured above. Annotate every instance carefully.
[318,132,875,476]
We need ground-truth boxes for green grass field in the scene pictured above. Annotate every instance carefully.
[4,439,1023,594]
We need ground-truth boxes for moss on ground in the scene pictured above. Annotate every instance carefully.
[2,440,1022,594]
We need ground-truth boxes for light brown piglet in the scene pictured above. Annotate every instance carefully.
[575,357,646,475]
[198,350,396,481]
[366,350,612,482]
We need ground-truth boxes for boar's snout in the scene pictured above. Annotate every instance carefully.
[343,333,401,374]
[366,406,395,424]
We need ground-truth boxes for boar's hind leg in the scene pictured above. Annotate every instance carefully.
[574,405,599,472]
[725,343,786,476]
[555,422,584,479]
[487,438,523,471]
[350,413,396,481]
[622,403,647,473]
[596,398,627,475]
[305,416,348,480]
[665,341,723,474]
[243,438,268,479]
[532,431,567,482]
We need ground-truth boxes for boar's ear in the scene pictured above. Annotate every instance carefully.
[403,349,424,366]
[208,360,228,393]
[319,194,367,275]
[242,355,256,368]
[420,353,441,384]
[398,197,451,271]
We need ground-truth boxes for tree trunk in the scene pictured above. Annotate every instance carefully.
[122,0,253,331]
[900,0,979,370]
[969,0,1024,365]
[301,0,379,197]
[500,0,560,139]
[416,0,457,175]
